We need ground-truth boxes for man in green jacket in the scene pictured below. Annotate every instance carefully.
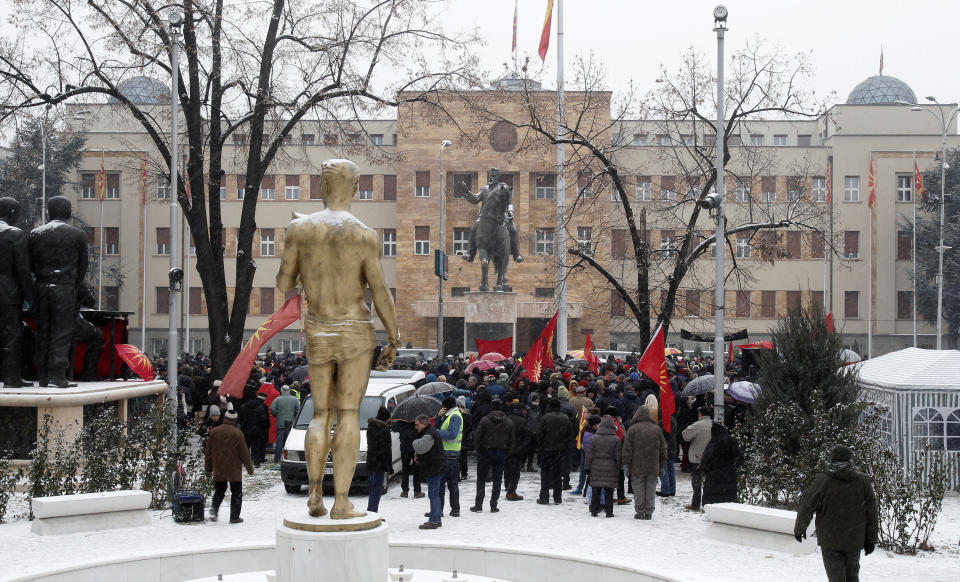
[270,385,300,463]
[794,445,879,582]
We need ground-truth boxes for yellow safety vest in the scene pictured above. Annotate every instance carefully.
[440,409,463,452]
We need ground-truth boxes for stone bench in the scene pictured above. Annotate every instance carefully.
[31,489,152,535]
[703,502,816,555]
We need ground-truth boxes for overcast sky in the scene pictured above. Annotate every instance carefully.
[440,0,960,108]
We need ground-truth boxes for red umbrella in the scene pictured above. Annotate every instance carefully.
[465,359,498,373]
[114,344,155,381]
[738,340,774,350]
[480,352,507,362]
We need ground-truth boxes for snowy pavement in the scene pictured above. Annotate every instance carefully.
[2,456,959,582]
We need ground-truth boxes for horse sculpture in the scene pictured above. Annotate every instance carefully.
[474,184,512,292]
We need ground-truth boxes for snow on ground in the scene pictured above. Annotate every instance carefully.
[1,456,958,582]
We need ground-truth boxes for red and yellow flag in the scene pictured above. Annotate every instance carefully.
[584,331,599,374]
[868,159,877,208]
[540,309,558,366]
[636,323,675,433]
[512,0,518,54]
[99,151,106,201]
[537,0,554,62]
[914,162,927,202]
[219,294,302,398]
[522,336,545,382]
[115,344,154,381]
[825,158,832,204]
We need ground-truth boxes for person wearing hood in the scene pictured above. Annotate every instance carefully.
[622,405,667,520]
[205,409,255,523]
[794,445,879,582]
[366,406,394,513]
[505,404,532,501]
[524,392,542,472]
[270,385,299,463]
[239,389,270,467]
[536,398,574,505]
[470,399,515,512]
[584,415,622,517]
[700,422,744,506]
[620,388,642,426]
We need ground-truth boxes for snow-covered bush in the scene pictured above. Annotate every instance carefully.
[0,454,23,522]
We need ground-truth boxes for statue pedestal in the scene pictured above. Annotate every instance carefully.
[276,511,387,582]
[463,291,517,355]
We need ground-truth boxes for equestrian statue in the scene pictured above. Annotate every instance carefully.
[461,168,523,292]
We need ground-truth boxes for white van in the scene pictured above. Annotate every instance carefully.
[280,370,424,494]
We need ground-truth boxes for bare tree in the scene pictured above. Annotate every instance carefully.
[1,0,477,374]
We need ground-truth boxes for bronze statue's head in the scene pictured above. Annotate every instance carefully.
[0,197,21,225]
[320,159,360,209]
[487,167,501,185]
[47,196,72,221]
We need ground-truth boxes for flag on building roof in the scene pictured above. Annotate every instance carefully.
[99,151,106,202]
[825,157,832,204]
[512,0,518,54]
[537,0,554,61]
[868,159,877,208]
[914,162,927,202]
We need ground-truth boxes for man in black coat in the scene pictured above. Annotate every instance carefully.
[28,197,87,388]
[413,414,446,529]
[470,399,514,512]
[239,389,270,466]
[504,404,531,501]
[536,398,574,505]
[365,406,393,513]
[0,198,33,387]
[394,419,423,498]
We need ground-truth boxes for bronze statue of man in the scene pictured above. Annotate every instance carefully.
[0,197,33,387]
[462,168,523,263]
[277,159,399,519]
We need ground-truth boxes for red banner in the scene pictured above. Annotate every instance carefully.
[584,331,599,374]
[218,294,302,398]
[636,323,675,432]
[522,336,546,383]
[475,337,513,358]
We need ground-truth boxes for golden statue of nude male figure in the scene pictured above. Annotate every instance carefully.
[277,159,399,519]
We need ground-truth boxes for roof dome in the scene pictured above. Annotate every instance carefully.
[108,76,169,105]
[845,75,916,105]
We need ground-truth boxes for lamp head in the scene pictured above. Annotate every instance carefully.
[713,5,728,24]
[910,106,924,112]
[168,12,183,28]
[441,140,452,148]
[925,96,936,103]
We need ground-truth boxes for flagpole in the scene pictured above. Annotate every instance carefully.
[98,150,104,310]
[912,151,918,347]
[868,153,873,359]
[141,157,148,351]
[555,0,568,359]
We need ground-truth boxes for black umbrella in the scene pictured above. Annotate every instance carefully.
[681,374,716,397]
[391,395,442,421]
[416,381,455,397]
[289,365,309,383]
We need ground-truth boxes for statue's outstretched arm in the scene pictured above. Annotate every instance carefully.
[462,184,486,205]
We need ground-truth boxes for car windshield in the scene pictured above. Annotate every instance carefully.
[294,395,383,430]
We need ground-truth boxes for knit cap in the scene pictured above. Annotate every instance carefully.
[209,405,221,417]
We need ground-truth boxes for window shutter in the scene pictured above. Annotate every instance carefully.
[787,231,801,258]
[845,291,859,318]
[359,175,373,190]
[415,171,430,188]
[157,227,169,246]
[383,175,397,200]
[811,233,825,258]
[844,231,859,257]
[310,175,323,199]
[415,226,429,239]
[285,174,300,187]
[897,231,912,260]
[261,175,275,189]
[260,288,275,314]
[611,229,626,259]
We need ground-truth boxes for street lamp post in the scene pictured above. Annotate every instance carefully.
[712,5,728,424]
[167,12,183,454]
[41,102,51,224]
[438,139,452,358]
[903,98,959,350]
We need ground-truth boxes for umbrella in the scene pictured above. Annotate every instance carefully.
[567,349,586,358]
[727,380,762,403]
[391,396,443,421]
[681,374,716,397]
[739,341,774,350]
[665,347,682,356]
[840,349,861,365]
[465,359,497,373]
[114,344,154,381]
[416,381,455,397]
[480,352,507,362]
[565,358,588,368]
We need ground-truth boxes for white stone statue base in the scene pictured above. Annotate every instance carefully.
[276,511,388,582]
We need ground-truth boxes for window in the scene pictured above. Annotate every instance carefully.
[347,133,362,145]
[947,410,960,451]
[414,226,430,255]
[156,175,169,200]
[786,176,802,202]
[383,175,397,201]
[151,338,168,356]
[685,179,701,201]
[260,288,275,314]
[260,185,275,200]
[897,175,913,202]
[685,290,700,317]
[103,286,119,311]
[735,181,750,202]
[535,173,556,199]
[358,175,374,200]
[736,234,751,258]
[236,174,246,200]
[104,227,119,255]
[611,229,627,259]
[680,134,693,146]
[736,291,751,317]
[369,134,384,146]
[382,229,396,257]
[282,134,292,146]
[576,227,593,255]
[280,339,304,353]
[811,233,825,259]
[660,176,676,200]
[451,287,469,297]
[453,228,470,256]
[787,231,801,258]
[301,134,315,145]
[898,291,914,320]
[189,287,202,315]
[610,290,626,316]
[773,134,788,146]
[761,290,776,318]
[761,176,776,202]
[812,176,826,202]
[106,173,120,199]
[285,175,300,200]
[611,187,621,202]
[660,229,676,257]
[535,228,554,255]
[704,134,717,147]
[913,408,944,451]
[453,173,474,199]
[156,287,169,314]
[415,171,430,197]
[844,231,860,259]
[309,175,323,200]
[812,291,824,310]
[577,172,592,198]
[632,134,647,146]
[232,134,247,145]
[728,135,743,146]
[797,135,812,147]
[845,290,859,318]
[844,176,859,202]
[156,227,169,255]
[219,179,227,200]
[750,134,764,146]
[323,134,338,145]
[535,287,555,299]
[636,176,651,201]
[757,230,777,260]
[897,230,912,260]
[259,228,275,257]
[656,134,670,146]
[787,290,801,313]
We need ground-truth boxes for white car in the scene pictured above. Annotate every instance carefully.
[280,370,424,494]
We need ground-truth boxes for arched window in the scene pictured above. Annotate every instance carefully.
[947,410,960,452]
[912,408,944,451]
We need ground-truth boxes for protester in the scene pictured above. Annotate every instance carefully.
[700,422,744,506]
[270,385,299,463]
[584,415,621,518]
[365,406,393,513]
[658,411,679,497]
[622,405,667,520]
[435,396,463,518]
[471,399,514,512]
[413,414,446,530]
[505,404,532,501]
[395,418,424,498]
[205,409,254,524]
[681,406,713,511]
[537,398,574,505]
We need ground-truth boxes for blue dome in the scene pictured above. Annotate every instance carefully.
[108,76,169,105]
[846,75,917,105]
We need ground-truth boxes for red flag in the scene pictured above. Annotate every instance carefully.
[475,336,513,358]
[636,323,675,432]
[914,162,927,202]
[468,353,477,364]
[512,0,518,53]
[540,310,558,365]
[825,158,832,204]
[522,336,546,382]
[825,312,834,333]
[219,294,302,398]
[868,159,877,208]
[584,331,599,374]
[537,0,554,62]
[99,151,106,202]
[728,340,734,364]
[114,344,154,381]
